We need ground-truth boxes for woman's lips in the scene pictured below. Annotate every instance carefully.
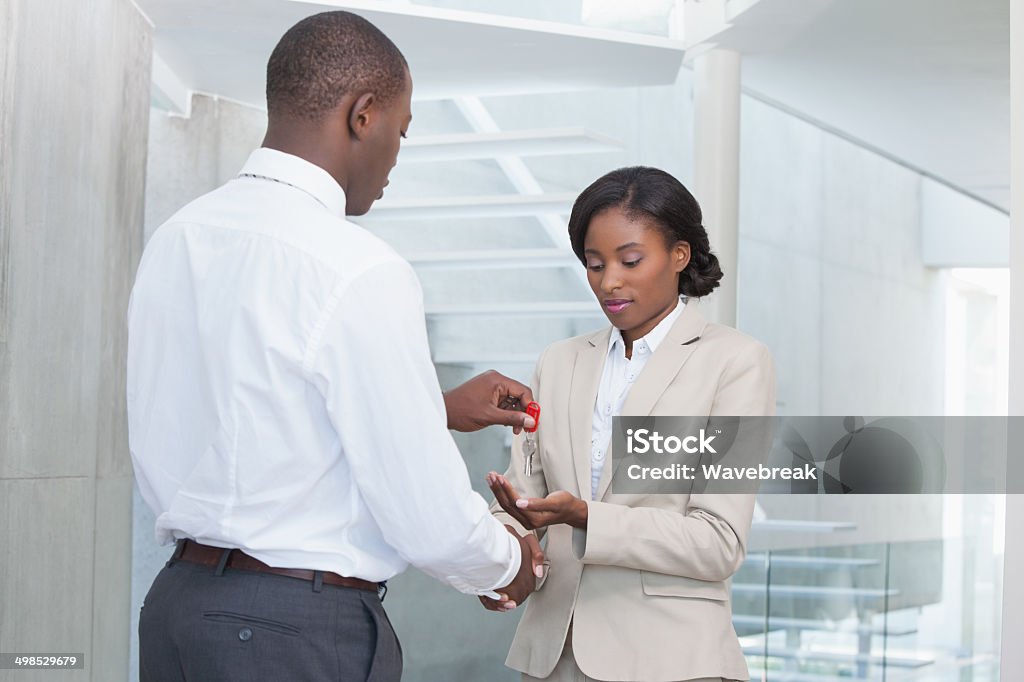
[604,299,632,314]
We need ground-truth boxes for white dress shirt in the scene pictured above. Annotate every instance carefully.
[590,297,686,498]
[127,148,519,595]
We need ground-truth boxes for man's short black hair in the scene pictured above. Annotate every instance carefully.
[266,11,408,122]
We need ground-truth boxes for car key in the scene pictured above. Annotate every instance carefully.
[522,401,541,476]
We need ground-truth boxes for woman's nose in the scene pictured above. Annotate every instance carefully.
[601,271,623,294]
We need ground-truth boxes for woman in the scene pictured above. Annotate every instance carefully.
[486,166,775,682]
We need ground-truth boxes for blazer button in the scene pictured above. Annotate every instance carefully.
[238,627,253,642]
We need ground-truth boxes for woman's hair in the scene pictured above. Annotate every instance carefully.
[567,166,723,298]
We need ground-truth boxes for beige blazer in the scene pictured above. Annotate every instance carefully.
[492,301,776,682]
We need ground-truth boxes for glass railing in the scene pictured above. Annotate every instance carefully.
[735,498,1003,681]
[394,0,675,37]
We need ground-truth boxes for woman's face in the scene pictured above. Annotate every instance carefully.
[582,206,690,343]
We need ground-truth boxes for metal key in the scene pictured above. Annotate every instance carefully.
[522,401,541,476]
[522,433,537,477]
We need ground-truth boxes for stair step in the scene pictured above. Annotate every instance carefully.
[424,301,602,318]
[745,670,859,682]
[731,584,898,600]
[752,520,857,533]
[732,614,916,636]
[400,127,622,162]
[744,554,880,569]
[365,193,577,220]
[432,351,539,365]
[743,645,933,669]
[745,668,914,682]
[407,248,577,270]
[144,1,686,113]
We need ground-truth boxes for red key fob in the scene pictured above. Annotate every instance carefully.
[525,401,541,433]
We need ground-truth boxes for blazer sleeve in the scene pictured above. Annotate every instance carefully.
[490,347,551,542]
[575,341,776,581]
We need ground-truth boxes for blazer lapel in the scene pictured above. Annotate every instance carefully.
[568,327,611,498]
[595,302,709,500]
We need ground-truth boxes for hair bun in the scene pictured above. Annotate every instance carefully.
[681,235,722,298]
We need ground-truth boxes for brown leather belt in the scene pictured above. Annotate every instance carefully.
[175,539,382,595]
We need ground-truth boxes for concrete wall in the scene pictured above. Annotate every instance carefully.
[738,96,947,417]
[736,95,946,549]
[143,95,267,243]
[0,1,151,681]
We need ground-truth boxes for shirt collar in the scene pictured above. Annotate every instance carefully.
[237,147,347,217]
[608,296,686,358]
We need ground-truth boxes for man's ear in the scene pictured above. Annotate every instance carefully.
[348,92,377,141]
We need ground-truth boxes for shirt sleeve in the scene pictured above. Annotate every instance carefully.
[306,258,520,595]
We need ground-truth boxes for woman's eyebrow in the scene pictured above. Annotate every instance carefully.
[614,242,643,252]
[584,242,643,256]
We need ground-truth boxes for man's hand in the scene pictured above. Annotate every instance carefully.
[443,370,536,434]
[487,473,588,531]
[478,526,544,613]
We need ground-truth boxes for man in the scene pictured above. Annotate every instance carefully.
[128,11,541,681]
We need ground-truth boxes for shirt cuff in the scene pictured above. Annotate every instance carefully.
[446,529,522,597]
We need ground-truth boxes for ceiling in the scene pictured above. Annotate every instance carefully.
[711,0,1010,211]
[137,0,686,107]
[139,0,1010,212]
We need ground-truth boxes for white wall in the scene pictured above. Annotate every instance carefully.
[738,96,947,417]
[737,96,947,552]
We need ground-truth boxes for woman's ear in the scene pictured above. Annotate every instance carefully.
[674,241,691,273]
[348,92,378,141]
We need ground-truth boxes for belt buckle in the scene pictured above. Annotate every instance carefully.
[377,581,388,601]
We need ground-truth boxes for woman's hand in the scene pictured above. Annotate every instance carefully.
[487,472,588,530]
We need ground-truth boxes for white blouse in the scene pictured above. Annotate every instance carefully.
[589,297,686,498]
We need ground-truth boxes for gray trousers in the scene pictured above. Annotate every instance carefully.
[139,554,402,681]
